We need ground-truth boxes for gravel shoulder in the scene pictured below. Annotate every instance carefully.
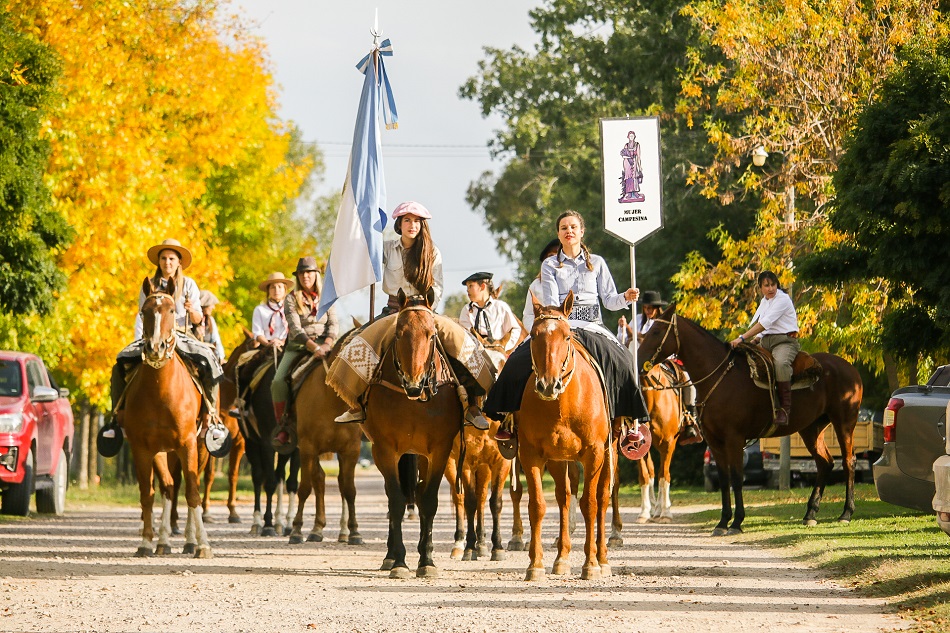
[0,469,907,633]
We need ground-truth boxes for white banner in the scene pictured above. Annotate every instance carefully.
[600,117,663,246]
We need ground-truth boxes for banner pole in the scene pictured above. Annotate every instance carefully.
[369,285,376,324]
[630,244,638,387]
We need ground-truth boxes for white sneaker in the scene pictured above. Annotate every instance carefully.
[335,409,365,424]
[210,427,228,442]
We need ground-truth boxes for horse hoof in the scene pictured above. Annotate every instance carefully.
[249,526,260,536]
[155,544,172,556]
[261,527,277,537]
[711,527,728,537]
[348,535,364,546]
[380,558,395,571]
[552,560,571,576]
[228,514,241,524]
[283,527,292,537]
[581,565,602,580]
[491,549,507,562]
[416,566,438,578]
[337,534,348,543]
[838,519,851,526]
[134,547,153,558]
[182,543,196,555]
[524,567,545,582]
[202,514,215,524]
[389,566,411,579]
[477,545,491,558]
[726,527,743,535]
[607,536,623,548]
[450,548,464,561]
[307,533,324,543]
[289,535,304,545]
[600,563,612,578]
[462,549,475,562]
[507,539,524,552]
[407,510,418,521]
[804,519,818,527]
[194,547,213,559]
[636,516,650,524]
[170,527,182,536]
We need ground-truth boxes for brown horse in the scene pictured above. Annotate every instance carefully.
[361,289,462,578]
[638,305,863,534]
[123,278,211,558]
[507,460,578,551]
[517,291,614,581]
[288,339,363,545]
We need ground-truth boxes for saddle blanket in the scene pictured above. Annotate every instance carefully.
[742,345,822,391]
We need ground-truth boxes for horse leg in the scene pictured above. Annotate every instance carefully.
[522,454,547,581]
[832,417,858,524]
[338,450,362,544]
[283,451,300,536]
[167,453,182,536]
[416,450,450,578]
[227,436,244,523]
[508,462,525,551]
[549,460,572,576]
[489,460,509,561]
[597,452,612,577]
[475,466,493,558]
[655,439,676,523]
[309,459,327,542]
[445,456,466,559]
[274,461,286,536]
[377,449,409,576]
[400,454,418,521]
[261,451,278,537]
[133,450,157,557]
[181,441,211,558]
[711,458,735,536]
[153,454,175,556]
[462,473,478,561]
[636,453,653,524]
[201,456,214,523]
[248,449,263,535]
[567,461,580,537]
[580,448,605,580]
[289,450,313,544]
[800,425,834,526]
[609,453,623,547]
[727,459,746,534]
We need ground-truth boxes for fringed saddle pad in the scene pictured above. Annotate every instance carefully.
[741,344,823,391]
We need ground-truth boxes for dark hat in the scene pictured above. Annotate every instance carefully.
[462,272,493,285]
[294,257,318,275]
[639,290,668,307]
[539,238,560,263]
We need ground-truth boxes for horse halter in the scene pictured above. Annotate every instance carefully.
[530,312,576,400]
[392,305,439,401]
[642,313,680,373]
[141,293,177,369]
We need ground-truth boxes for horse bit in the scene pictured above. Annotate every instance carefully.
[141,294,178,369]
[530,312,576,399]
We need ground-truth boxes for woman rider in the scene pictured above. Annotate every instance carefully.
[333,200,492,430]
[272,257,338,449]
[487,211,649,439]
[106,238,224,437]
[729,270,800,425]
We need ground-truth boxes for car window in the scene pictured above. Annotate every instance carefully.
[46,371,59,391]
[0,361,22,397]
[25,360,49,397]
[928,365,950,387]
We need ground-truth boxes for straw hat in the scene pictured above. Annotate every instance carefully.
[199,290,220,308]
[147,239,192,269]
[258,272,293,292]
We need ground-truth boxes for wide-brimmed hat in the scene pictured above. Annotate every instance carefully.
[539,238,560,263]
[392,201,431,235]
[293,257,319,275]
[147,239,192,269]
[462,272,493,285]
[640,290,668,307]
[258,272,293,292]
[199,290,219,308]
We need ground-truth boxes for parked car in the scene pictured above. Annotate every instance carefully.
[703,440,768,491]
[0,352,75,516]
[874,364,950,512]
[932,400,950,536]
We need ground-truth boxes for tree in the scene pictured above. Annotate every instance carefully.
[798,36,950,372]
[0,11,71,316]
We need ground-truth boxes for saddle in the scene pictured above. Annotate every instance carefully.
[739,343,822,391]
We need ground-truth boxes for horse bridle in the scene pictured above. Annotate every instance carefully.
[530,312,576,399]
[641,314,680,372]
[392,305,439,401]
[141,293,178,369]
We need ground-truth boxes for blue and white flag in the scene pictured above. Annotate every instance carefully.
[317,39,398,319]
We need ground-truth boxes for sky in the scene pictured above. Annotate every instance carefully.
[233,0,540,320]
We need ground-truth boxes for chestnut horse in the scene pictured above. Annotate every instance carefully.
[638,305,863,534]
[123,278,211,558]
[288,338,363,545]
[361,290,462,578]
[517,291,613,581]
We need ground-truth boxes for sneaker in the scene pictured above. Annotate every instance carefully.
[335,409,365,424]
[210,426,228,442]
[464,409,490,430]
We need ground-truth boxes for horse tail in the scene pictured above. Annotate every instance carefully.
[398,454,418,508]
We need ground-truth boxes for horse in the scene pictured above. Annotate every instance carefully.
[288,336,363,545]
[122,277,211,558]
[360,289,463,578]
[516,291,614,581]
[638,304,863,534]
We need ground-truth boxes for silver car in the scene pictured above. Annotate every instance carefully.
[931,399,950,536]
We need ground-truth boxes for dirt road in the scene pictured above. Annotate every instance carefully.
[1,470,905,632]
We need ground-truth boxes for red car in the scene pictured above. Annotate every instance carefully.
[0,351,75,516]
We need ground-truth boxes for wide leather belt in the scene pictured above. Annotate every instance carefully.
[569,304,601,323]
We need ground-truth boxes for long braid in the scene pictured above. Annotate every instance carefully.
[580,242,594,271]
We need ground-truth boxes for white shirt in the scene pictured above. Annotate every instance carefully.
[459,298,522,353]
[636,313,655,335]
[522,278,544,333]
[751,288,799,335]
[539,250,630,314]
[134,275,200,339]
[252,302,288,342]
[382,239,444,309]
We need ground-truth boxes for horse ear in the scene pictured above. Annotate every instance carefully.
[142,277,152,297]
[562,290,574,317]
[241,325,254,341]
[425,287,436,308]
[529,290,542,315]
[493,283,503,299]
[351,316,364,329]
[397,288,408,309]
[164,277,176,297]
[662,302,677,317]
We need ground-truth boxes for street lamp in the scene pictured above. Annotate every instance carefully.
[752,145,769,167]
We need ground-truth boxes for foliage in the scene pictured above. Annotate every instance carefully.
[4,0,317,406]
[799,37,950,363]
[0,11,71,317]
[674,0,946,373]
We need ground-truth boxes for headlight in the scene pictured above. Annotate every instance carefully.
[0,413,24,433]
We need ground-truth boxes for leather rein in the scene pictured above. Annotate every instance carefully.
[388,304,443,402]
[530,312,576,397]
[141,292,178,369]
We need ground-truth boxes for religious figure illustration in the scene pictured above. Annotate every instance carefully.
[619,130,645,203]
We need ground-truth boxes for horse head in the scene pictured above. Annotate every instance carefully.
[637,302,679,373]
[140,277,178,369]
[393,288,438,401]
[529,290,576,401]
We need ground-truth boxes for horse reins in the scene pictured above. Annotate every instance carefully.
[639,314,735,394]
[390,305,442,402]
[141,293,178,369]
[530,312,577,395]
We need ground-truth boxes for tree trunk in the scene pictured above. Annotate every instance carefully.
[883,352,900,393]
[87,410,100,486]
[77,400,91,490]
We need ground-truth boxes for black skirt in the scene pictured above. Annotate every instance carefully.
[484,328,648,421]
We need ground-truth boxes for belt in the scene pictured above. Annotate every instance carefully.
[569,304,601,323]
[786,331,799,339]
[766,331,799,339]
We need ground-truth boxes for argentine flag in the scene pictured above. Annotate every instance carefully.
[317,39,398,319]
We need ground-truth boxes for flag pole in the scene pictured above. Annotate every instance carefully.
[368,9,380,325]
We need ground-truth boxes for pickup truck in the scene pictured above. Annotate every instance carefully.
[0,351,75,516]
[874,364,950,512]
[760,408,883,485]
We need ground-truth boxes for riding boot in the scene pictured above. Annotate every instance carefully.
[108,362,126,430]
[494,416,514,441]
[273,401,287,441]
[775,381,792,425]
[678,405,702,444]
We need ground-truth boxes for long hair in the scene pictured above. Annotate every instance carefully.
[293,271,322,316]
[554,210,594,271]
[400,218,435,294]
[150,263,183,304]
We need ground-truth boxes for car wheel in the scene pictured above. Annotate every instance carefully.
[1,448,35,516]
[36,447,68,515]
[704,473,719,492]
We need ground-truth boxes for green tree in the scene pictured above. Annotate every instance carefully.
[0,11,71,316]
[798,37,950,372]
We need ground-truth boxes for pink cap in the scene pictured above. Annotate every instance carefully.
[392,200,432,221]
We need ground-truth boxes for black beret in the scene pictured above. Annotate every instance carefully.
[461,272,493,285]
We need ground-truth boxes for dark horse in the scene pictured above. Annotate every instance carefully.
[638,304,863,534]
[360,289,462,578]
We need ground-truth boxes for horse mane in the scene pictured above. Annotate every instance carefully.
[673,312,733,352]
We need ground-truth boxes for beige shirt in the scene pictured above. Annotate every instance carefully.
[382,239,443,308]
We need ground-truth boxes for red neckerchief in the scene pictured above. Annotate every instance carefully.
[267,300,285,335]
[305,291,319,317]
